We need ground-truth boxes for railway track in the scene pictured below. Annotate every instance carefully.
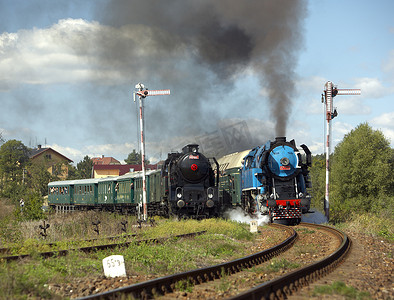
[77,223,297,299]
[0,232,206,262]
[0,234,137,256]
[77,223,350,300]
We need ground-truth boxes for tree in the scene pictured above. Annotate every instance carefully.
[309,154,326,212]
[67,164,79,180]
[76,155,93,179]
[27,163,52,196]
[124,149,150,164]
[0,132,5,145]
[330,123,394,221]
[0,140,30,187]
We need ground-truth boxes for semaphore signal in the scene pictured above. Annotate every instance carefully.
[321,81,360,221]
[133,83,170,221]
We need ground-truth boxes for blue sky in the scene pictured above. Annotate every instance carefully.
[0,0,393,164]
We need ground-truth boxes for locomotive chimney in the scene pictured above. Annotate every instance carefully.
[182,144,199,154]
[275,137,286,143]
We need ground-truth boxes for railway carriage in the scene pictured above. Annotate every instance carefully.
[217,150,249,209]
[74,179,99,207]
[98,177,117,208]
[115,173,135,207]
[48,180,74,206]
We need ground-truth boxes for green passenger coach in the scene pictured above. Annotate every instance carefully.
[73,179,99,207]
[48,180,74,205]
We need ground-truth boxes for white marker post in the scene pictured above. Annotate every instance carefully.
[250,220,258,233]
[133,83,170,221]
[102,255,126,278]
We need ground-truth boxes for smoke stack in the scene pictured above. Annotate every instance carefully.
[38,144,42,149]
[275,137,286,143]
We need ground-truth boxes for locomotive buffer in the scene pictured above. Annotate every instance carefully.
[134,83,170,221]
[322,81,360,221]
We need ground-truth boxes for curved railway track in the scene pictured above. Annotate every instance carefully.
[77,223,350,300]
[230,223,351,300]
[78,224,296,299]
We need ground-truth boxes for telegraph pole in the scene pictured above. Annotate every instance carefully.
[133,83,170,221]
[322,81,360,221]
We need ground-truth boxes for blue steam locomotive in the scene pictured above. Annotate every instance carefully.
[218,137,312,225]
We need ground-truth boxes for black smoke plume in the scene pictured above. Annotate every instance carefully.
[94,0,307,149]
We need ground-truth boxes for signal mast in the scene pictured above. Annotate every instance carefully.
[133,83,170,221]
[322,81,360,221]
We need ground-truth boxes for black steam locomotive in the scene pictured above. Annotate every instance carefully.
[161,144,220,218]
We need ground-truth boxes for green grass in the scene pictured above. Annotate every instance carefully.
[335,212,394,242]
[313,281,371,299]
[0,218,255,299]
[265,258,300,273]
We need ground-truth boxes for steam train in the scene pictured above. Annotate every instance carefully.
[48,144,221,219]
[48,138,312,224]
[217,137,312,225]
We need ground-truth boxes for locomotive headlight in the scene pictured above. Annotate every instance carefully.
[207,187,214,199]
[299,192,304,198]
[176,187,183,199]
[270,193,274,199]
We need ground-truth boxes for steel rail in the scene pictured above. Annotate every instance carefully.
[0,231,206,262]
[229,222,351,299]
[77,223,297,300]
[0,234,137,256]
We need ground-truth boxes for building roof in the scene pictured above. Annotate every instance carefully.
[216,149,251,173]
[93,164,159,176]
[92,156,121,165]
[29,146,73,163]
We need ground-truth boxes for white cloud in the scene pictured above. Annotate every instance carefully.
[304,98,325,114]
[335,97,371,115]
[353,77,387,99]
[296,75,328,94]
[308,141,324,155]
[0,18,185,88]
[333,121,353,136]
[370,112,394,128]
[370,112,394,146]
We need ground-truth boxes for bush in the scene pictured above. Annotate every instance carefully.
[15,191,45,221]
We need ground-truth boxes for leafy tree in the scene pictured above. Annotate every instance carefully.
[0,140,30,196]
[330,123,394,221]
[67,164,80,180]
[14,190,44,221]
[77,155,93,178]
[309,154,326,212]
[124,149,150,164]
[27,163,52,196]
